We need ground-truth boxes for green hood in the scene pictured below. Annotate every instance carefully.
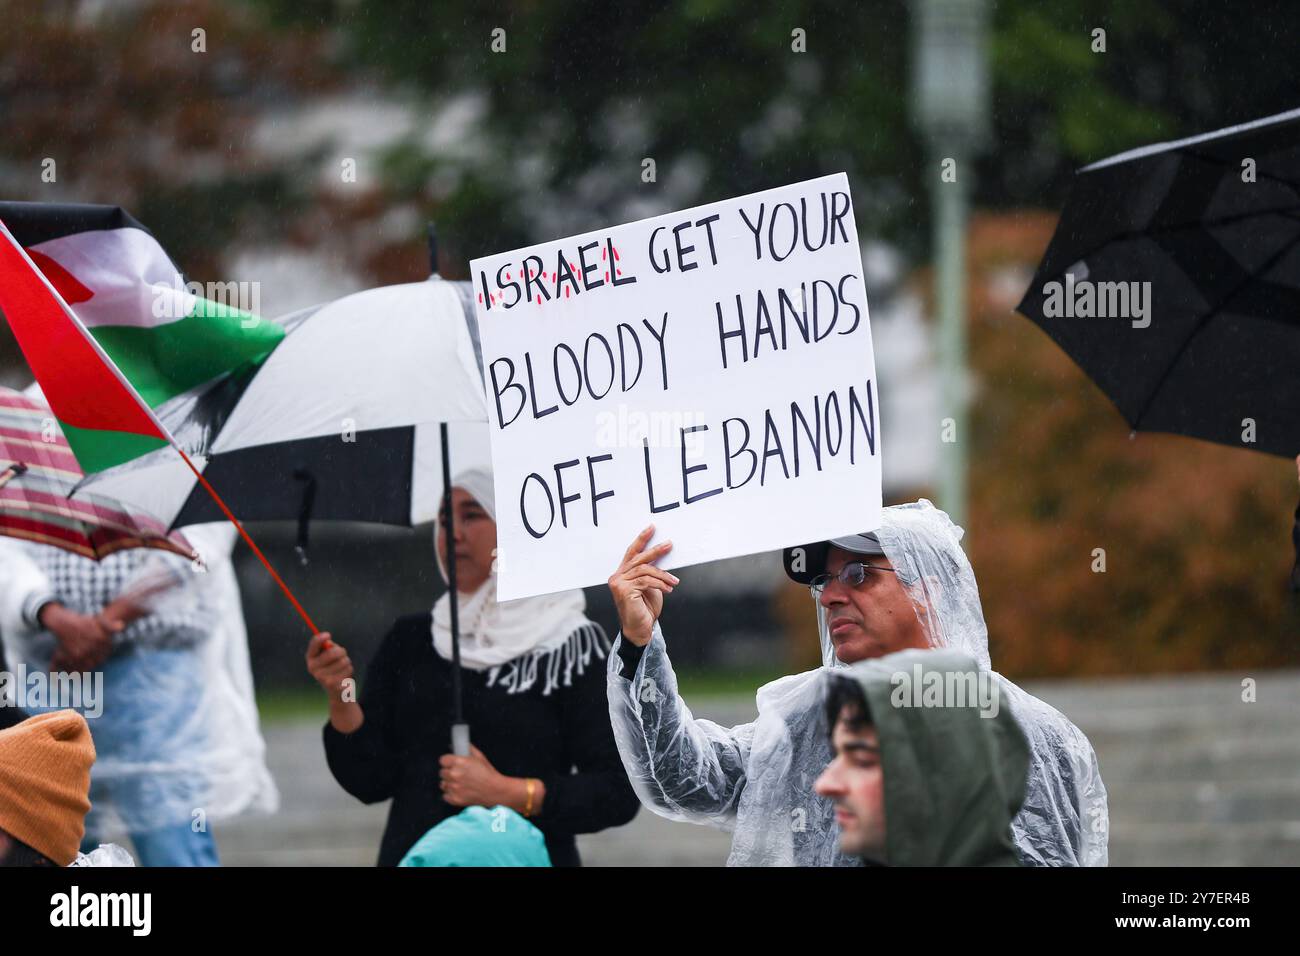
[840,648,1029,866]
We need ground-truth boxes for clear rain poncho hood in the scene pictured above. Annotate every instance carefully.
[607,499,1108,866]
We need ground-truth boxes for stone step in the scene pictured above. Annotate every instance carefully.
[1108,820,1300,866]
[1111,777,1300,824]
[1093,734,1300,781]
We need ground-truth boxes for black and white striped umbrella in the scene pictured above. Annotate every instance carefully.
[67,276,491,540]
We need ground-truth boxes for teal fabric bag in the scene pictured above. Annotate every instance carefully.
[398,806,552,867]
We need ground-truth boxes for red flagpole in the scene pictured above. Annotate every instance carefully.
[172,445,319,636]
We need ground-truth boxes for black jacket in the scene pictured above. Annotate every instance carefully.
[323,613,639,866]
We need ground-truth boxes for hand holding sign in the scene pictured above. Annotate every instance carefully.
[608,525,678,647]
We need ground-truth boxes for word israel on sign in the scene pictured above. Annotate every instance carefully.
[472,172,882,600]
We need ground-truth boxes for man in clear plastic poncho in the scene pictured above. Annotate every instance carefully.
[606,499,1108,866]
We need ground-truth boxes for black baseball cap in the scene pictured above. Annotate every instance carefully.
[782,532,887,585]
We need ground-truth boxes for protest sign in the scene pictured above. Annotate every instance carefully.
[471,172,881,600]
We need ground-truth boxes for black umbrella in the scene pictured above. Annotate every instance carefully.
[1017,107,1300,459]
[1018,108,1300,590]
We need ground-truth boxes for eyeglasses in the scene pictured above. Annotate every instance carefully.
[809,561,899,595]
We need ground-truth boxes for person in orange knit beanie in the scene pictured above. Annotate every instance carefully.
[0,710,95,866]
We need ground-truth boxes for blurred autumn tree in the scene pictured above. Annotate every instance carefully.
[0,0,332,379]
[0,0,336,267]
[965,213,1297,675]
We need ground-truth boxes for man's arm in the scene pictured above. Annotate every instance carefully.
[607,623,756,825]
[0,538,56,637]
[1071,728,1110,867]
[0,540,115,671]
[606,526,755,826]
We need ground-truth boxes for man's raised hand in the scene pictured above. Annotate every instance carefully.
[607,524,679,647]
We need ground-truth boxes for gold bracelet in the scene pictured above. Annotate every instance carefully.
[524,778,536,817]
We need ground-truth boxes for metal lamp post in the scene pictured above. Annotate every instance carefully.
[911,0,990,530]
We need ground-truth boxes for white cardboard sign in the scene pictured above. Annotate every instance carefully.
[471,172,882,600]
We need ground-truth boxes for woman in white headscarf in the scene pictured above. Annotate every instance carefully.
[307,468,639,866]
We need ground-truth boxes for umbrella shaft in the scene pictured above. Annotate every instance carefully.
[441,422,465,725]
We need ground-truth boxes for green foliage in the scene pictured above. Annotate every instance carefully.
[249,0,1300,257]
[252,0,918,257]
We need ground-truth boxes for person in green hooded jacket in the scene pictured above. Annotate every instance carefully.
[814,648,1030,866]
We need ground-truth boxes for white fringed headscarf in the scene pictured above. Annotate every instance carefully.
[431,468,608,695]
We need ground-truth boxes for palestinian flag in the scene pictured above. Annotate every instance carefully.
[0,202,284,472]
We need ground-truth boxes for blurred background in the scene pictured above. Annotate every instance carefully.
[1,0,1297,864]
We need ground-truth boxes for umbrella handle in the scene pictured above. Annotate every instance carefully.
[173,446,321,636]
[292,468,317,566]
[451,722,470,757]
